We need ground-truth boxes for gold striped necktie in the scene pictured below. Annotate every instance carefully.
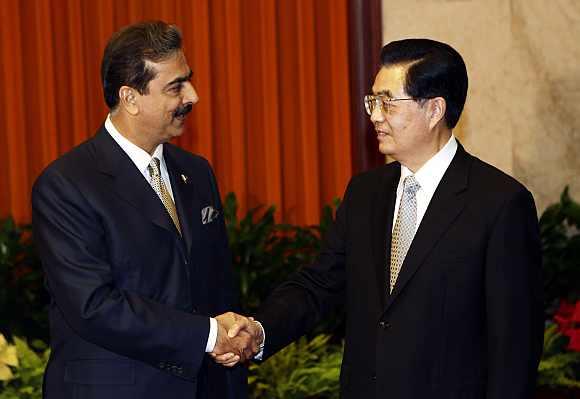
[148,157,182,235]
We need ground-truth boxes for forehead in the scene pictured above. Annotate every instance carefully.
[148,50,191,84]
[372,65,408,96]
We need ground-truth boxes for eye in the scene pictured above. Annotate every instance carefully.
[170,84,183,94]
[381,98,391,111]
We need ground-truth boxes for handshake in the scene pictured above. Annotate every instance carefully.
[210,312,265,367]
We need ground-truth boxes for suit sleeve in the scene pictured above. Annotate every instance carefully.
[255,179,353,358]
[484,188,544,398]
[32,168,209,381]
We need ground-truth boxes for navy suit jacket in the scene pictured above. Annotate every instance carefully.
[32,126,246,399]
[257,143,544,399]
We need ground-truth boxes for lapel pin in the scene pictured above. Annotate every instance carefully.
[180,174,188,184]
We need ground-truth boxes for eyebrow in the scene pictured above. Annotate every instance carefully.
[164,70,193,90]
[373,89,393,97]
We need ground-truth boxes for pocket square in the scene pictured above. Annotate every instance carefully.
[201,206,219,225]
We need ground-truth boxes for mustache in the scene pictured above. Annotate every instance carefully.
[173,103,193,118]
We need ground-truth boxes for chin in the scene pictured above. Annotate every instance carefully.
[168,125,186,139]
[174,126,185,136]
[378,142,395,156]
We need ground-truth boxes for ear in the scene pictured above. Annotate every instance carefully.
[118,86,139,115]
[428,97,446,130]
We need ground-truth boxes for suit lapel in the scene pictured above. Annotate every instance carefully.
[91,127,181,238]
[371,163,400,308]
[382,144,471,314]
[164,146,197,257]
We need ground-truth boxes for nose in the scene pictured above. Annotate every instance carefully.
[183,82,199,105]
[369,104,385,124]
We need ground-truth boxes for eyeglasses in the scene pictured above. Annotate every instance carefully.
[363,94,417,116]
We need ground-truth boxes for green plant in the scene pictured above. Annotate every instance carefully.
[0,218,48,342]
[539,187,580,312]
[0,334,18,381]
[223,193,339,316]
[538,324,580,390]
[0,334,50,399]
[536,187,580,393]
[249,334,342,399]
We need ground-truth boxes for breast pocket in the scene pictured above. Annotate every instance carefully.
[199,207,224,240]
[199,204,220,225]
[436,247,484,281]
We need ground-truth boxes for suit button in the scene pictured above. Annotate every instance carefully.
[378,321,391,329]
[371,375,377,381]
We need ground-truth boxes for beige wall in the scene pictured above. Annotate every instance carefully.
[381,0,580,212]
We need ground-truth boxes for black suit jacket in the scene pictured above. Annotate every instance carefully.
[257,144,543,399]
[32,126,246,399]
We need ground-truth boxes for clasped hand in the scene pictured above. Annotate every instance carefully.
[210,312,263,367]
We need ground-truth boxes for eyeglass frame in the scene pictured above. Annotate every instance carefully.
[363,94,431,116]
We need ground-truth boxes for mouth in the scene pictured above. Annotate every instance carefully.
[375,129,390,139]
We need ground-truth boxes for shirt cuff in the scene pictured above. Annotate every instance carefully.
[205,317,218,352]
[252,320,266,360]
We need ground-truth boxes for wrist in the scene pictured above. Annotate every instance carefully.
[252,320,265,347]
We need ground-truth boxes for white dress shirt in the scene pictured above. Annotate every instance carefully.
[105,115,218,353]
[105,115,175,201]
[392,135,458,235]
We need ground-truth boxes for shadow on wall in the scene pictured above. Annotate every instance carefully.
[453,105,470,145]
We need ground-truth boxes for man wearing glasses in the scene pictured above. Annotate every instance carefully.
[226,38,544,398]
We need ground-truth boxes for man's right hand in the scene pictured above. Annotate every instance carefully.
[211,312,263,367]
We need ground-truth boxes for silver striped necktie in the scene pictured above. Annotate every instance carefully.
[389,175,420,293]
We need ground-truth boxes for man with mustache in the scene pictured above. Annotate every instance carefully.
[220,38,544,398]
[32,21,254,399]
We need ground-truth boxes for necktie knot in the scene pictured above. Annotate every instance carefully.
[148,157,161,178]
[403,175,420,195]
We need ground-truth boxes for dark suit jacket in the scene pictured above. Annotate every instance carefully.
[32,126,246,399]
[257,144,543,399]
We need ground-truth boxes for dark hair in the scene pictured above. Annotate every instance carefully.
[101,21,182,109]
[380,39,468,129]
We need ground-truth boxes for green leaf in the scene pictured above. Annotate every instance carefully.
[249,335,342,399]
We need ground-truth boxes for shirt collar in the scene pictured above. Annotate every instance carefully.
[105,114,165,176]
[400,135,458,197]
